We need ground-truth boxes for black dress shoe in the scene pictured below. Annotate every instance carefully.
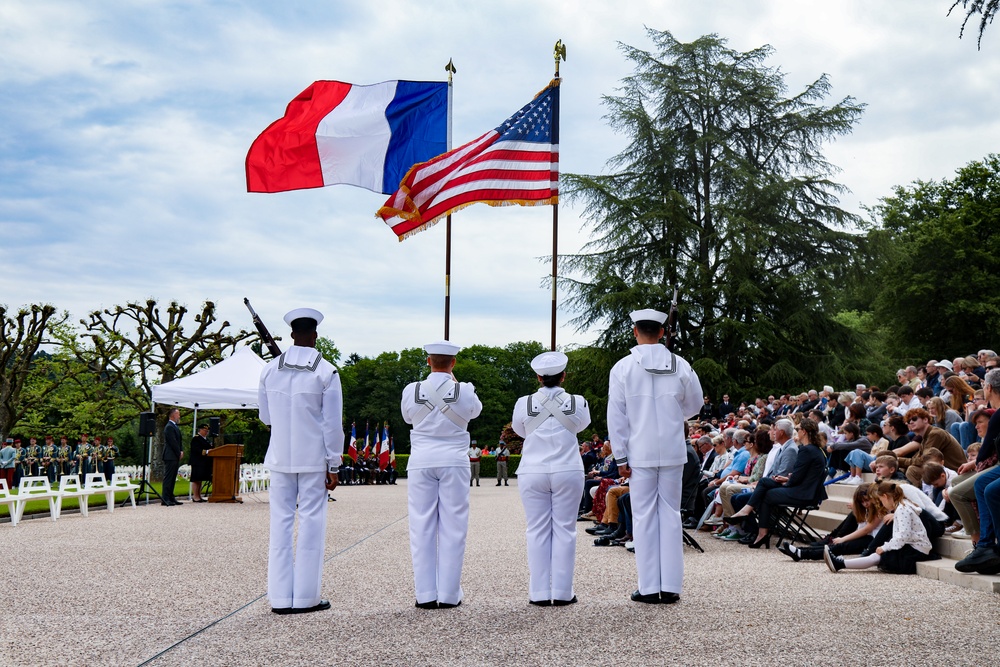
[630,590,660,604]
[552,596,577,606]
[272,600,331,615]
[438,600,461,609]
[528,599,551,607]
[585,524,612,535]
[161,502,173,506]
[173,500,184,505]
[415,600,438,609]
[659,592,680,604]
[594,536,613,547]
[738,533,755,545]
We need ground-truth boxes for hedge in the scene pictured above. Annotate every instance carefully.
[391,454,521,479]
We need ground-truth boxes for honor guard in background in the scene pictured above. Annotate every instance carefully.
[258,308,343,615]
[13,440,25,487]
[58,437,72,477]
[42,436,57,483]
[401,340,483,609]
[496,441,511,486]
[26,437,41,477]
[608,309,703,605]
[468,441,482,487]
[104,437,118,480]
[0,438,15,490]
[92,437,104,480]
[75,434,91,478]
[512,351,591,606]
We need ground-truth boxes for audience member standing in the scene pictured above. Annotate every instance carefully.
[402,341,482,610]
[512,351,591,606]
[608,309,703,604]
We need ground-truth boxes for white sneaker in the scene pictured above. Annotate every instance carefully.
[843,476,864,486]
[704,516,723,526]
[950,530,971,539]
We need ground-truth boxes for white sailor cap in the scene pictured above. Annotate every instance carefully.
[630,308,668,324]
[530,351,568,376]
[283,307,324,327]
[424,340,461,356]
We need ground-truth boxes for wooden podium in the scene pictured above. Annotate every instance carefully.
[207,444,244,503]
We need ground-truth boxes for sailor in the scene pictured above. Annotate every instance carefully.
[258,307,343,615]
[608,308,703,605]
[495,440,511,486]
[511,351,591,606]
[257,308,344,614]
[401,340,482,609]
[41,436,58,483]
[468,440,482,487]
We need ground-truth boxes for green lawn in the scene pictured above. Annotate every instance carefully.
[1,480,192,518]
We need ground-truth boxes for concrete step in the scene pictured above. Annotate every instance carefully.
[934,535,975,560]
[805,509,845,533]
[819,496,851,515]
[917,558,1000,594]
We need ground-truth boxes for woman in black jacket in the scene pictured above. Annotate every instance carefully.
[724,419,828,549]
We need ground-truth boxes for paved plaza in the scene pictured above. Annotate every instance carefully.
[2,479,998,666]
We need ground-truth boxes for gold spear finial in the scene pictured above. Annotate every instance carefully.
[445,58,457,84]
[553,40,566,78]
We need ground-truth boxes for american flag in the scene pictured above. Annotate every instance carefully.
[377,79,560,240]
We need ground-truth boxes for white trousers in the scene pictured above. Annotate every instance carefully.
[408,466,470,605]
[630,465,683,596]
[268,471,328,609]
[518,471,584,602]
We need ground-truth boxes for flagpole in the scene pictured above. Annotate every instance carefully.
[444,59,456,340]
[551,41,566,351]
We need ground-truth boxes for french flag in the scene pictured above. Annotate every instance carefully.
[247,80,448,195]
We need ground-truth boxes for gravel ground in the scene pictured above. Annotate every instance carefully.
[2,479,998,667]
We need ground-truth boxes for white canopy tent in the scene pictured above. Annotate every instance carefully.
[151,346,267,433]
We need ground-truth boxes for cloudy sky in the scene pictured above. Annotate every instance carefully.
[2,0,998,359]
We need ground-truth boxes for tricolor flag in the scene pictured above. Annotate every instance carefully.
[389,437,396,465]
[377,79,559,240]
[374,428,381,465]
[379,423,390,471]
[347,423,358,463]
[247,80,448,195]
[362,423,371,459]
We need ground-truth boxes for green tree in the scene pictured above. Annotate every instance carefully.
[562,30,874,399]
[950,1,998,47]
[867,154,1000,361]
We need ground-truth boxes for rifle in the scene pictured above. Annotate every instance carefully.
[244,298,282,359]
[665,286,679,352]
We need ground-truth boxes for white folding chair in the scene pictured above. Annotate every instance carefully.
[84,473,115,513]
[56,475,91,518]
[1,479,21,525]
[15,476,58,523]
[110,473,139,509]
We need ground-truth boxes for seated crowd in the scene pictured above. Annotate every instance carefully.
[576,350,1000,577]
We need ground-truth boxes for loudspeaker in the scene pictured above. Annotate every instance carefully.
[139,412,157,437]
[209,416,221,437]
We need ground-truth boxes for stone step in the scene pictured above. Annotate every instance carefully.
[916,558,1000,594]
[819,496,852,515]
[935,535,975,560]
[805,509,845,533]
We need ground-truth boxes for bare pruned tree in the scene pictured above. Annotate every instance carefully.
[0,304,66,440]
[76,299,255,477]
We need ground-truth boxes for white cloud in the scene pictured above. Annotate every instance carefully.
[2,0,999,358]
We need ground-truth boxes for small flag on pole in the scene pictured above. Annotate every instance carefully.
[377,79,560,240]
[247,80,448,195]
[379,422,391,471]
[363,423,371,459]
[348,423,358,463]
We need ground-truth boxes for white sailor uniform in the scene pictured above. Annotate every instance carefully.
[512,386,590,602]
[259,344,344,610]
[401,372,482,606]
[608,344,703,597]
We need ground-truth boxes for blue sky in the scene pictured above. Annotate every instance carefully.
[3,1,998,358]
